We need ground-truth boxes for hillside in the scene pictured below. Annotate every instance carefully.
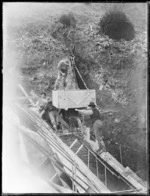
[3,3,147,180]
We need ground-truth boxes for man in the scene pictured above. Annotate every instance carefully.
[54,58,78,90]
[87,102,106,154]
[76,102,106,154]
[41,97,69,132]
[54,58,70,90]
[33,93,57,131]
[41,97,58,131]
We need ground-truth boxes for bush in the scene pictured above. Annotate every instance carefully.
[84,3,91,6]
[59,12,76,28]
[98,11,135,41]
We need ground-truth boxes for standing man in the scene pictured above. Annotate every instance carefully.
[76,102,106,154]
[87,102,106,154]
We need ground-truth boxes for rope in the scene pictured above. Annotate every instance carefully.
[74,64,89,89]
[67,29,75,58]
[67,29,102,110]
[67,28,88,90]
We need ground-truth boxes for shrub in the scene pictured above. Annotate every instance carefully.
[98,11,135,41]
[59,12,76,28]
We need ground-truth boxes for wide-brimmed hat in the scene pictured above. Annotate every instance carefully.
[58,58,71,67]
[88,102,96,107]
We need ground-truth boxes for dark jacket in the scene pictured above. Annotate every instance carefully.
[44,101,57,112]
[90,107,101,124]
[41,101,57,122]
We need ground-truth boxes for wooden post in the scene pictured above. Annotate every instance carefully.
[119,145,123,164]
[69,139,78,149]
[75,144,84,155]
[88,150,90,168]
[50,173,58,181]
[18,84,35,106]
[105,166,107,187]
[96,157,99,177]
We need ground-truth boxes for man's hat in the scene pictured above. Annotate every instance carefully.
[58,58,71,67]
[88,102,96,107]
[47,97,52,102]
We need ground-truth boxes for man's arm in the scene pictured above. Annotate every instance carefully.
[75,108,93,115]
[35,101,40,107]
[39,109,45,118]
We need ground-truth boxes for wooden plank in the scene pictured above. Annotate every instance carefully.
[99,152,147,192]
[69,139,78,149]
[18,107,101,192]
[75,144,84,155]
[77,135,147,193]
[14,105,94,192]
[111,188,140,194]
[18,84,35,106]
[50,173,58,181]
[48,181,75,193]
[38,157,49,170]
[125,167,147,187]
[50,134,111,193]
[104,166,107,187]
[88,150,90,168]
[38,122,109,193]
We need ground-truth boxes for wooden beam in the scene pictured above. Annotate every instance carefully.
[50,173,58,181]
[88,150,90,168]
[69,139,78,149]
[96,157,98,177]
[18,84,35,106]
[100,152,147,192]
[75,144,84,155]
[104,166,107,187]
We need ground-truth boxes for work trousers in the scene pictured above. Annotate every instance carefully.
[49,111,58,128]
[92,119,103,143]
[49,110,69,129]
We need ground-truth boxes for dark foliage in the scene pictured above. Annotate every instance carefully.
[84,3,91,6]
[59,12,77,28]
[98,11,135,41]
